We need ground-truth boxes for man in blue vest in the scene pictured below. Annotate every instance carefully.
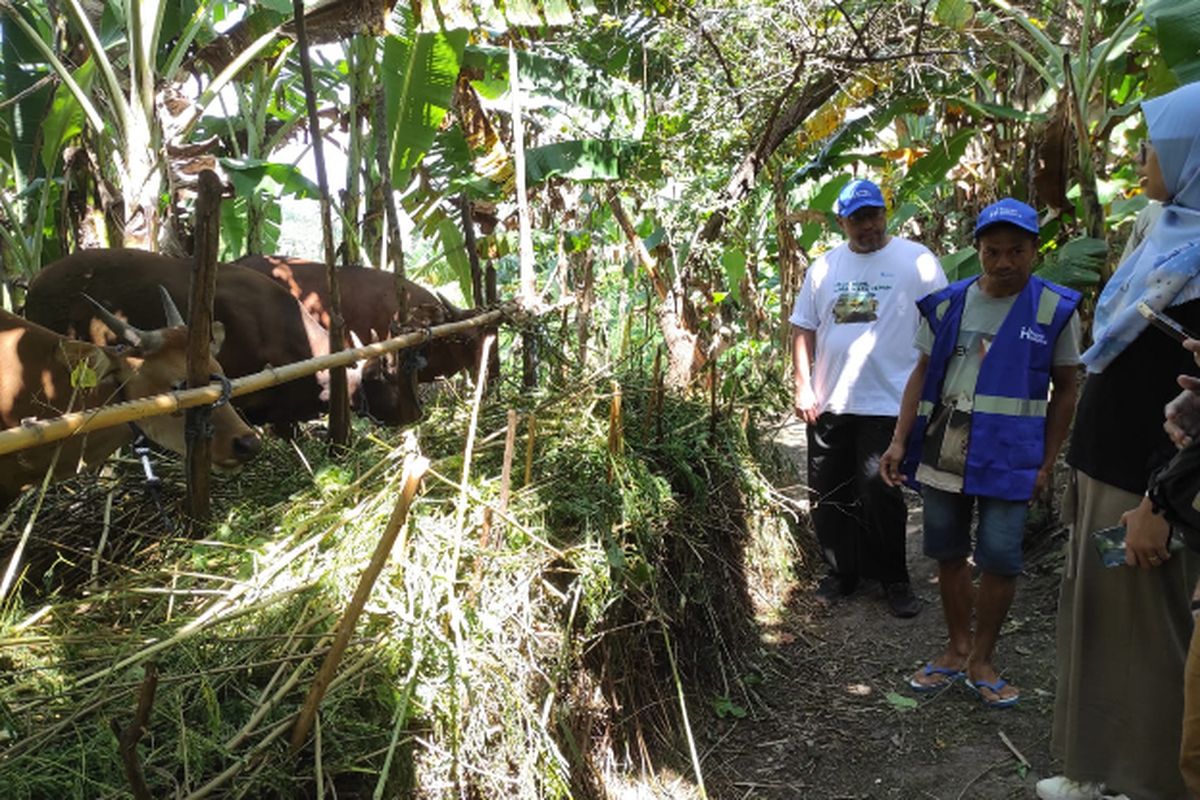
[879,198,1081,707]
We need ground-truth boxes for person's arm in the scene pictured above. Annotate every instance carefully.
[1121,494,1173,569]
[879,353,929,486]
[1034,363,1078,499]
[792,326,819,424]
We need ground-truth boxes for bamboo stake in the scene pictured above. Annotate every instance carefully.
[289,453,429,752]
[523,415,537,487]
[498,409,518,528]
[292,0,349,448]
[446,334,494,788]
[0,308,508,458]
[510,44,534,307]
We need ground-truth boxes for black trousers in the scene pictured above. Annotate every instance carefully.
[806,412,909,585]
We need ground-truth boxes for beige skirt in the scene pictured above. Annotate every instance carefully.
[1052,470,1200,800]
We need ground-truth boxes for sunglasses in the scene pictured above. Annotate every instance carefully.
[1137,141,1152,166]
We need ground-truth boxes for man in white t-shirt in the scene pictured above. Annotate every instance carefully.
[791,178,947,617]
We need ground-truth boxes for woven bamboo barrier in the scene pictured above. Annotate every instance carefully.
[0,307,509,458]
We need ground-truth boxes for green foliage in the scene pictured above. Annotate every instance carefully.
[1036,236,1107,288]
[524,139,656,184]
[383,14,467,188]
[1145,0,1200,84]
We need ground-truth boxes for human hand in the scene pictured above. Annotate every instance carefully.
[879,440,906,487]
[1184,338,1200,369]
[1031,464,1054,505]
[1164,374,1200,448]
[1120,500,1172,569]
[793,383,819,424]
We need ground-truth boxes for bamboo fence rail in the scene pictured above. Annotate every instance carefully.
[0,306,510,458]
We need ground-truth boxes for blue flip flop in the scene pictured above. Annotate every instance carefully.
[965,677,1020,708]
[909,663,965,692]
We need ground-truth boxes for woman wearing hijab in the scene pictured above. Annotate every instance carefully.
[1038,80,1200,800]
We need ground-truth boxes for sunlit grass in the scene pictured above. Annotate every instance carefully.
[0,372,800,798]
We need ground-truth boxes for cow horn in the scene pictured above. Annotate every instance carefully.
[159,286,185,327]
[81,293,142,347]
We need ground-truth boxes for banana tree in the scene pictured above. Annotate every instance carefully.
[977,0,1147,240]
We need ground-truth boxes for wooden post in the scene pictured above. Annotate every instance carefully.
[498,410,518,532]
[290,454,429,753]
[523,415,537,488]
[185,169,222,526]
[292,0,350,448]
[607,380,623,482]
[486,262,498,306]
[709,357,718,438]
[461,195,483,309]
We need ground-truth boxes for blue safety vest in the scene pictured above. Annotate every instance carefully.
[901,275,1081,501]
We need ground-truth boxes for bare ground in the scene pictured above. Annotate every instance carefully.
[698,420,1066,800]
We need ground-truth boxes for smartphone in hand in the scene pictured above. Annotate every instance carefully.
[1137,301,1198,343]
[1092,525,1129,568]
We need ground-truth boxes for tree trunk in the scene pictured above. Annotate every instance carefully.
[574,247,595,371]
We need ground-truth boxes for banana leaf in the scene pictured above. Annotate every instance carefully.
[941,247,980,281]
[1036,236,1106,288]
[895,128,977,204]
[221,157,320,199]
[40,59,95,174]
[524,139,655,184]
[1145,0,1200,84]
[462,44,624,115]
[383,17,467,189]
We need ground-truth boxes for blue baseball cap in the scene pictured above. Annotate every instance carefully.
[974,198,1039,237]
[836,179,886,217]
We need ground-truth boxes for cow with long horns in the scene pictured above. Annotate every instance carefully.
[23,249,421,430]
[0,289,261,511]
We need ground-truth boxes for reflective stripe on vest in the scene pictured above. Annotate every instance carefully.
[972,395,1048,417]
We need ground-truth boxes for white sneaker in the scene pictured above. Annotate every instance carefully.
[1035,776,1105,800]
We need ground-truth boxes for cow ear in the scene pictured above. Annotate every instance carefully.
[210,321,226,354]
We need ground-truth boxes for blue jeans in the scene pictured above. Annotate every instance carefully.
[921,486,1028,576]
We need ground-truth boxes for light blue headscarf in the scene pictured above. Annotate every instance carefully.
[1082,80,1200,373]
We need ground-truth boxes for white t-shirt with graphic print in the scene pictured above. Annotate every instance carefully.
[790,237,947,416]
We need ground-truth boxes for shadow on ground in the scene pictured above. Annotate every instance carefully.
[697,419,1067,800]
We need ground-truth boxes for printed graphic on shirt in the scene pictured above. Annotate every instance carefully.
[920,329,992,477]
[922,398,971,475]
[831,281,890,323]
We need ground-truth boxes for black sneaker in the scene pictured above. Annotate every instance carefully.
[884,582,921,618]
[814,574,858,606]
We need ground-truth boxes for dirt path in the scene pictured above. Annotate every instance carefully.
[700,421,1065,799]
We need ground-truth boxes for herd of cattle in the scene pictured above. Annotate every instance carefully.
[0,248,495,510]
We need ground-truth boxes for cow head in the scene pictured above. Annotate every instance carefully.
[355,339,425,426]
[85,291,262,469]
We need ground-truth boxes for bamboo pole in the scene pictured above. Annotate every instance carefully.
[0,308,508,458]
[523,415,537,488]
[289,453,429,752]
[292,0,349,448]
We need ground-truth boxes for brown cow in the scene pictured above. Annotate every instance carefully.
[24,249,420,428]
[0,294,260,511]
[234,254,496,424]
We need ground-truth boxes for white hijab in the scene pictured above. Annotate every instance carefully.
[1082,81,1200,373]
